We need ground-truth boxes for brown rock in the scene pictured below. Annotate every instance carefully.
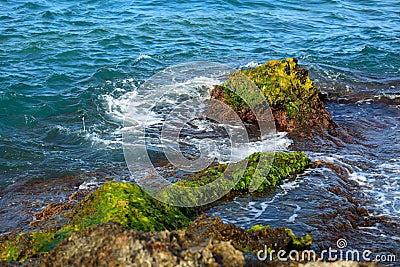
[40,222,245,267]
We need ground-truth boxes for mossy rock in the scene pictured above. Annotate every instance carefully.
[234,151,310,193]
[210,58,335,136]
[0,152,311,264]
[0,231,69,263]
[241,58,317,110]
[177,151,310,194]
[63,181,194,232]
[0,182,194,264]
[247,224,271,232]
[285,228,313,250]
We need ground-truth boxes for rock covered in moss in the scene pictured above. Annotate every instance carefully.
[156,151,310,207]
[0,151,311,264]
[177,151,310,194]
[233,151,310,192]
[63,181,194,232]
[0,231,68,263]
[210,58,336,137]
[0,182,195,264]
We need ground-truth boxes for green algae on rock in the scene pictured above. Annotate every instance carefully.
[210,58,336,136]
[0,231,69,263]
[0,181,195,264]
[154,151,311,208]
[233,151,310,193]
[0,154,310,264]
[0,147,310,263]
[64,181,194,232]
[176,151,310,194]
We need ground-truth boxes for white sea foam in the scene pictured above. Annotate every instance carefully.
[287,204,301,223]
[348,172,368,186]
[54,125,72,134]
[103,71,287,167]
[100,63,292,169]
[137,54,151,61]
[78,178,102,190]
[84,131,121,147]
[102,91,138,122]
[307,150,400,218]
[240,61,259,69]
[378,163,400,174]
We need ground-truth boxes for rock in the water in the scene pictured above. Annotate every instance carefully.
[64,181,194,232]
[176,151,311,193]
[210,58,339,139]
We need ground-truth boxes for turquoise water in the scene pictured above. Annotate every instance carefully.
[1,0,399,183]
[0,0,400,253]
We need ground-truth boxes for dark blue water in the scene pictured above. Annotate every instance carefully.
[0,0,399,259]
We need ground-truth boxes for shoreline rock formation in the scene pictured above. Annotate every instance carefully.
[0,59,382,266]
[0,151,312,265]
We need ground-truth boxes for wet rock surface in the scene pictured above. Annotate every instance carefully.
[23,214,311,267]
[41,222,245,267]
[210,58,354,146]
[38,217,381,267]
[185,214,311,254]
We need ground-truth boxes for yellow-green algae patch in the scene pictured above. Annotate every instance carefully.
[159,151,311,207]
[285,228,313,250]
[63,181,193,232]
[241,58,317,111]
[0,231,69,263]
[211,58,334,134]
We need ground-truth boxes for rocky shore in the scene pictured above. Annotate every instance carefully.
[0,59,386,266]
[0,151,313,265]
